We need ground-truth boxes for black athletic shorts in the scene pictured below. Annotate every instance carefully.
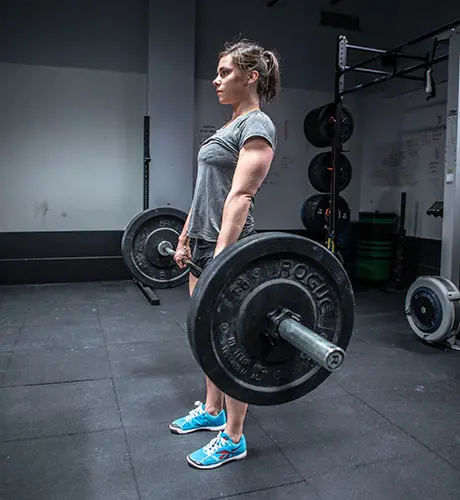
[189,231,256,279]
[189,239,216,278]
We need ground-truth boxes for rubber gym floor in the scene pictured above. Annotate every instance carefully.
[0,280,459,500]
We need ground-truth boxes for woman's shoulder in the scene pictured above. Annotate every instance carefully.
[238,109,276,130]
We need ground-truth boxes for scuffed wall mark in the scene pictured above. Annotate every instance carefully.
[33,201,49,228]
[283,120,290,141]
[42,201,49,217]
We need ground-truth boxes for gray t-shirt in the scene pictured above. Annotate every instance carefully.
[188,109,277,242]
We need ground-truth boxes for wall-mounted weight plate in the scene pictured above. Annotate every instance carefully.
[303,103,355,148]
[317,103,354,146]
[303,108,326,148]
[301,194,350,234]
[308,152,352,193]
[187,232,355,405]
[121,207,189,289]
[405,276,460,343]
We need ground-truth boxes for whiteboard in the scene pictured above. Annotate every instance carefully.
[360,83,447,239]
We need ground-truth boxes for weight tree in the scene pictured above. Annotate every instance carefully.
[333,19,460,346]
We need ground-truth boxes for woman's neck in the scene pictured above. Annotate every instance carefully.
[231,96,260,120]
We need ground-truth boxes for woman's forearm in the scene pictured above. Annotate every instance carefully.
[179,209,192,246]
[215,193,252,255]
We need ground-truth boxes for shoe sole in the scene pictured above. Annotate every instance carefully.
[169,423,226,435]
[186,450,247,470]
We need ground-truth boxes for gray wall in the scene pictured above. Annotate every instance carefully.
[360,0,459,47]
[0,0,369,232]
[0,0,148,73]
[146,0,195,214]
[354,1,458,242]
[195,0,368,92]
[358,82,447,237]
[2,0,456,233]
[0,0,148,231]
[0,62,146,231]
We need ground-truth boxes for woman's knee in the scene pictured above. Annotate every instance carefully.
[188,273,199,296]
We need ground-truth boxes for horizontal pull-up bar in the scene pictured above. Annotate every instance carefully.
[346,44,386,54]
[341,54,448,96]
[342,18,460,75]
[348,66,390,75]
[346,44,427,64]
[347,66,426,81]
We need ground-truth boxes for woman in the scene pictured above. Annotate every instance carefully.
[169,39,281,470]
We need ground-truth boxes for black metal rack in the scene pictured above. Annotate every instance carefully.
[328,18,460,253]
[143,115,151,211]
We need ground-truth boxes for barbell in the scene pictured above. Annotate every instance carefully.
[159,239,346,374]
[122,208,355,406]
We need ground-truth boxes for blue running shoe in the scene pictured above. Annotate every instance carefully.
[186,431,247,469]
[169,401,226,435]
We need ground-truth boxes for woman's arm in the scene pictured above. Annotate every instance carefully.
[178,208,192,246]
[214,137,274,256]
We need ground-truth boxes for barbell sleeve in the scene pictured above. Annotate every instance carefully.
[276,317,345,372]
[162,244,204,276]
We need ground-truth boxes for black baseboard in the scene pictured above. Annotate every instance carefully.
[0,231,131,285]
[0,230,124,259]
[0,230,442,286]
[0,229,311,285]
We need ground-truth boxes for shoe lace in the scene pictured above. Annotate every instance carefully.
[184,401,206,422]
[203,432,226,456]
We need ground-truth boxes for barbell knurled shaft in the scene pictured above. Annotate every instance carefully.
[184,259,203,276]
[276,318,345,372]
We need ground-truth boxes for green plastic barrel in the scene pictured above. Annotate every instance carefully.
[355,212,397,283]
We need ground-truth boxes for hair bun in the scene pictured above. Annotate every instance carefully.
[218,40,281,104]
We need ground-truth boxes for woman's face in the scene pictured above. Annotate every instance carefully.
[213,54,256,105]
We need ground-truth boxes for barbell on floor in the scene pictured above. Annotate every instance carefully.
[122,208,355,405]
[159,239,346,374]
[161,233,354,405]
